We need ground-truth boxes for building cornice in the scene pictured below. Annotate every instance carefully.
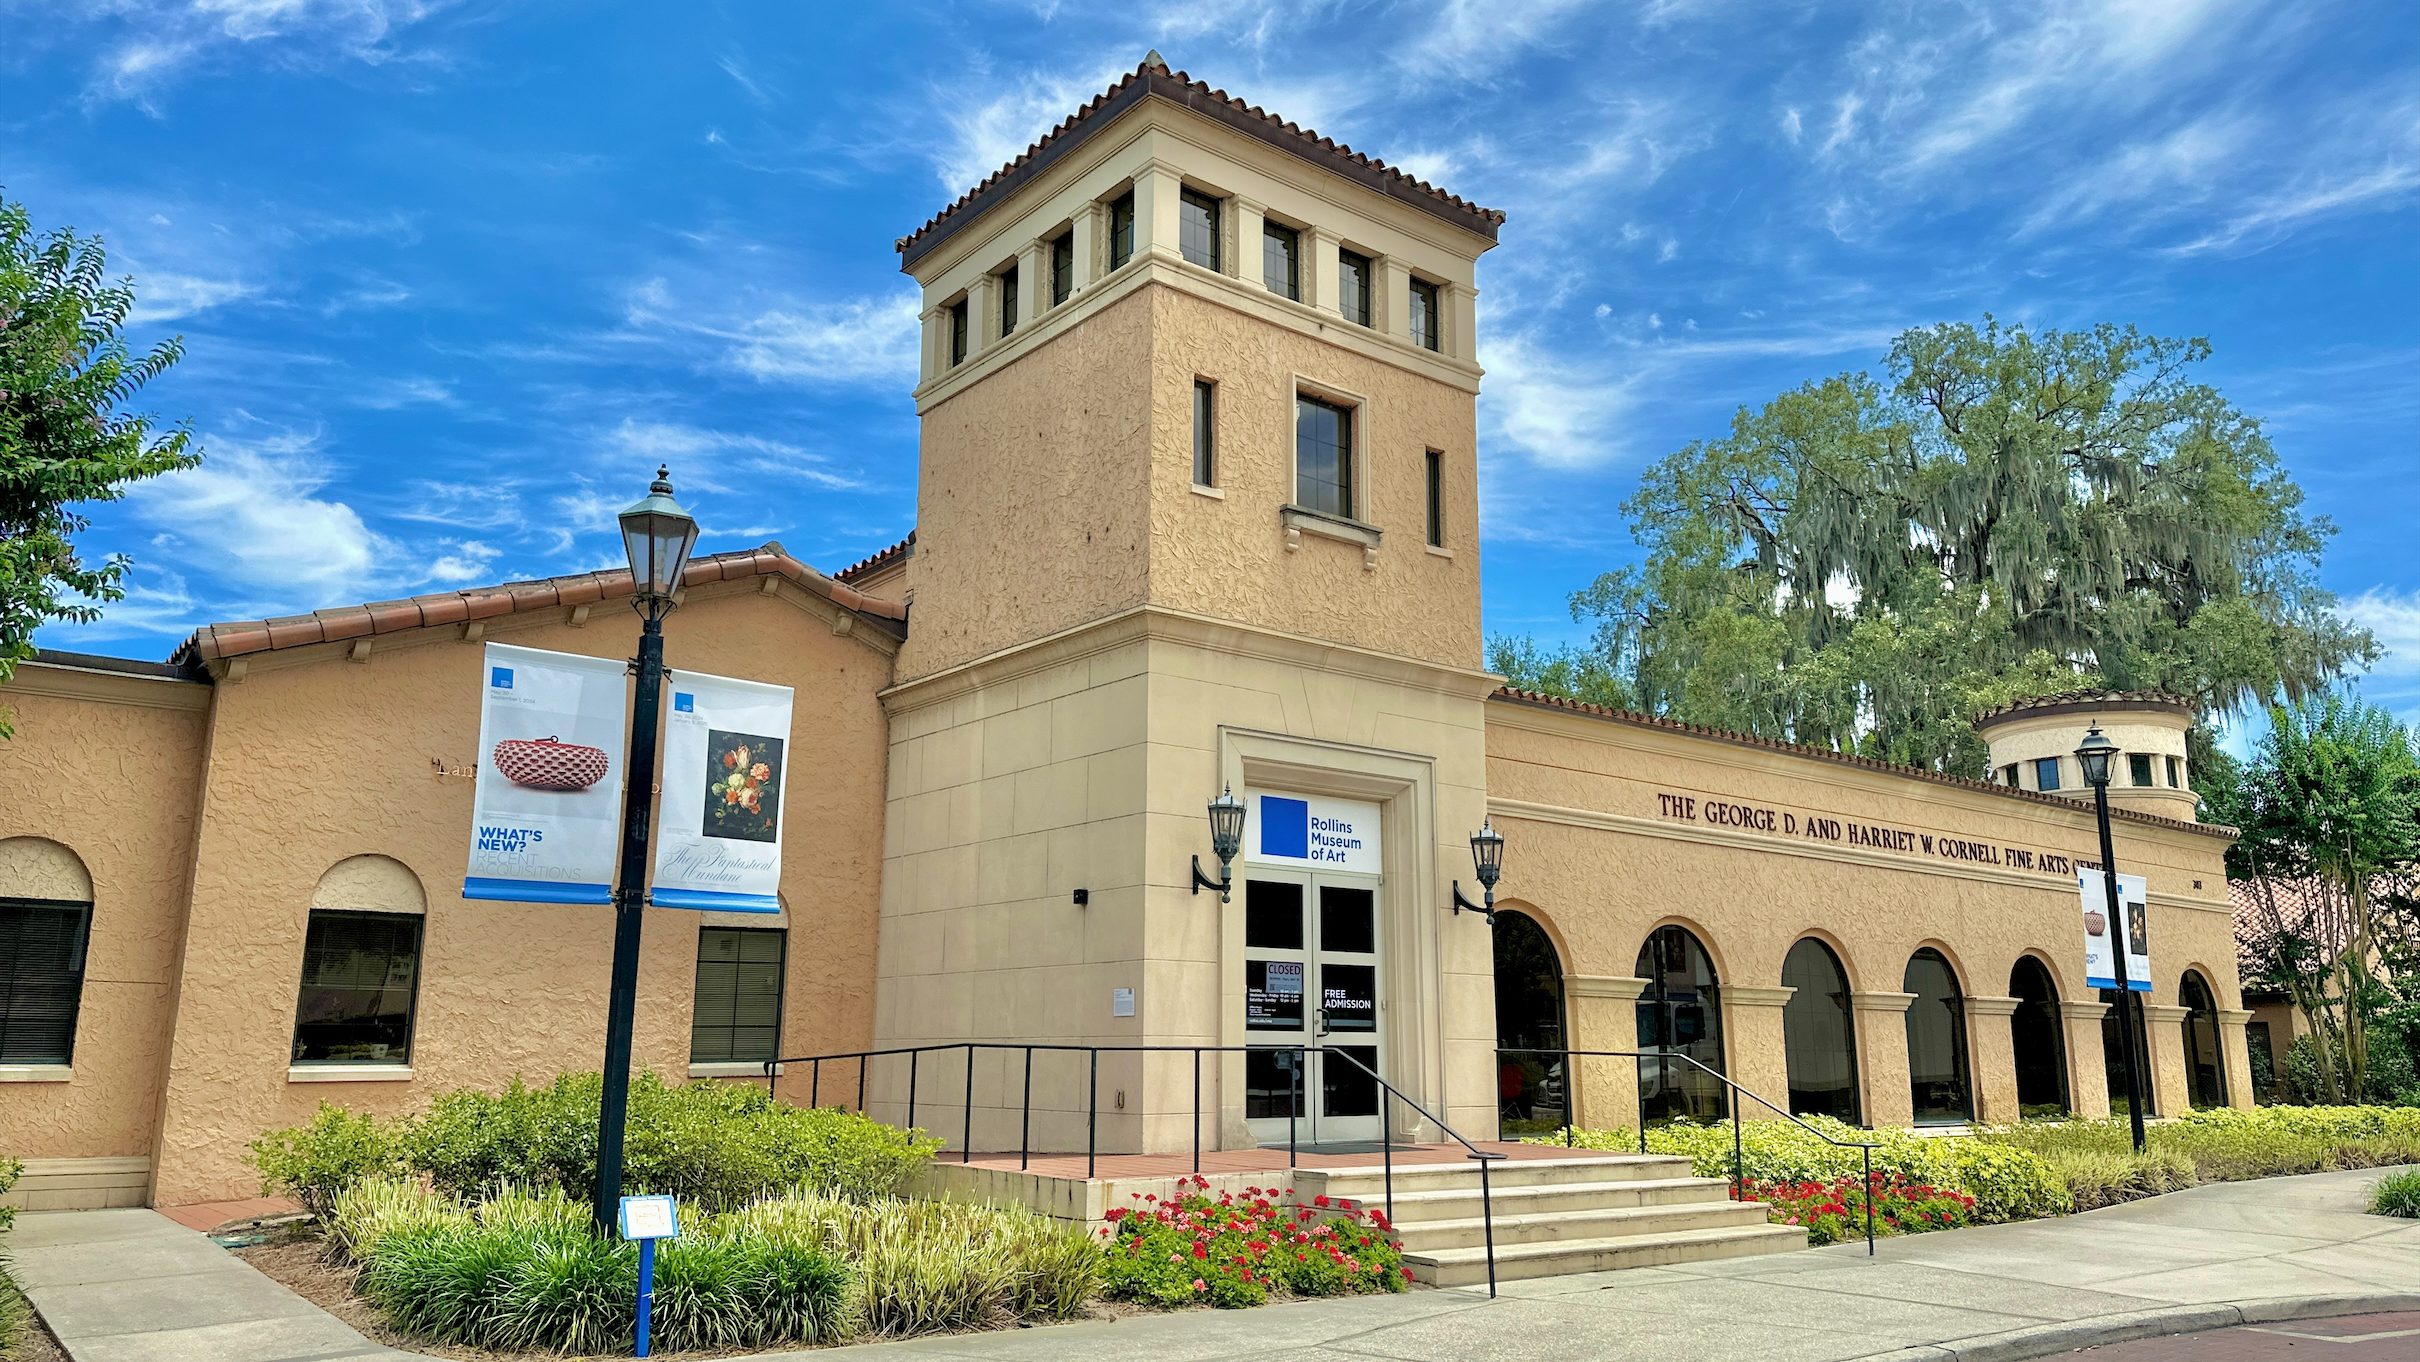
[4,656,212,711]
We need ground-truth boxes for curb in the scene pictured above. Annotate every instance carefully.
[1861,1292,2420,1362]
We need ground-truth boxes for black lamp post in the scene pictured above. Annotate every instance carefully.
[593,465,699,1232]
[1191,786,1247,902]
[2075,724,2149,1153]
[1452,820,1506,918]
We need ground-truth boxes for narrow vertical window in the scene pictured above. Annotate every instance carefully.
[1410,278,1441,351]
[0,897,92,1064]
[1424,449,1444,547]
[2165,755,2182,788]
[691,927,787,1065]
[998,264,1020,337]
[2033,756,2061,791]
[1294,395,1355,519]
[1050,231,1074,305]
[1337,249,1372,326]
[1263,221,1300,299]
[1178,189,1221,270]
[1108,191,1136,270]
[948,298,969,366]
[1192,379,1217,487]
[2127,753,2153,787]
[291,910,422,1065]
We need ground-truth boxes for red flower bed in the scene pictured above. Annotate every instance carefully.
[1747,1172,1977,1246]
[1099,1175,1410,1307]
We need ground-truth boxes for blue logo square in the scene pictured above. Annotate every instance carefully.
[673,692,695,712]
[490,667,513,689]
[1259,796,1309,859]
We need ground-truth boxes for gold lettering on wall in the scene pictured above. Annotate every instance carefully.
[1654,790,2077,878]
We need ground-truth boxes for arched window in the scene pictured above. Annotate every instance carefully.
[1492,910,1568,1134]
[0,838,96,1067]
[1903,949,1972,1125]
[2101,989,2155,1119]
[1636,925,1726,1121]
[2008,957,2069,1117]
[1781,938,1859,1123]
[2180,971,2228,1109]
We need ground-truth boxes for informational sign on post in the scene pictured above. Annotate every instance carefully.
[618,1194,681,1358]
[464,644,628,904]
[2078,869,2152,992]
[649,670,796,913]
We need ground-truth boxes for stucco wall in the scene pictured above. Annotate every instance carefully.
[0,676,208,1170]
[141,584,892,1205]
[1979,707,2198,822]
[1483,697,2246,1129]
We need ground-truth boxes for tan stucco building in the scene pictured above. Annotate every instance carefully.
[0,58,2250,1212]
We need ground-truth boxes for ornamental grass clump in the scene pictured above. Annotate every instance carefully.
[1100,1175,1408,1309]
[2370,1167,2420,1218]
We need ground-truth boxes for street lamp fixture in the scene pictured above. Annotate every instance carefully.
[1451,819,1506,918]
[2074,722,2149,1154]
[592,466,698,1232]
[1191,785,1247,902]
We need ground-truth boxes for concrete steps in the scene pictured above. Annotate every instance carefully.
[1289,1154,1805,1286]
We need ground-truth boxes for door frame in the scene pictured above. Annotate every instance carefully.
[1242,866,1388,1145]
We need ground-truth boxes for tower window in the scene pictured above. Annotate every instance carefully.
[1050,231,1074,305]
[2127,753,2154,787]
[1410,278,1441,351]
[998,263,1020,337]
[2001,763,2019,787]
[1294,394,1355,519]
[948,298,969,367]
[1179,189,1221,270]
[1263,221,1300,300]
[1338,249,1372,326]
[2166,755,2183,788]
[1193,379,1217,487]
[1424,449,1444,547]
[2033,757,2061,791]
[1108,191,1136,270]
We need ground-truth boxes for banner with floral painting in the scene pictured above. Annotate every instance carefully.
[2078,869,2151,992]
[464,643,629,904]
[649,669,794,913]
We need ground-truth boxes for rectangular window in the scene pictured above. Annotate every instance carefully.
[2001,764,2020,787]
[1178,188,1221,270]
[1295,394,1355,519]
[998,264,1019,337]
[0,898,91,1065]
[1108,191,1136,270]
[2166,755,2182,788]
[1262,220,1300,300]
[948,298,969,366]
[1050,231,1074,305]
[1424,449,1444,547]
[691,927,786,1065]
[1409,278,1441,351]
[291,910,422,1065]
[1337,249,1372,325]
[2033,757,2062,792]
[1192,379,1216,487]
[2128,753,2154,787]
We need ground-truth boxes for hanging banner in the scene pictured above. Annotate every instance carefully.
[2078,869,2152,992]
[465,643,628,904]
[650,670,794,913]
[1242,790,1382,874]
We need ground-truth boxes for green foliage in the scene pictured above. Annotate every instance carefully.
[0,1156,17,1235]
[1,192,200,724]
[1976,1107,2420,1207]
[1099,1177,1407,1309]
[2370,1167,2420,1218]
[718,1193,1098,1334]
[1488,634,1634,710]
[248,1103,402,1221]
[1749,1173,1977,1245]
[1506,318,2370,772]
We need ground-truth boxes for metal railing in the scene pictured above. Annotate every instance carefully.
[1498,1046,1880,1255]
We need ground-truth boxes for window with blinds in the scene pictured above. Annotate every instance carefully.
[291,910,422,1065]
[692,927,786,1064]
[0,898,92,1065]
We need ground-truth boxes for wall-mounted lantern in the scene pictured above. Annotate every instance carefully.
[1451,819,1505,918]
[1190,785,1247,902]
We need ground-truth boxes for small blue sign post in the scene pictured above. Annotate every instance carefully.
[617,1195,680,1357]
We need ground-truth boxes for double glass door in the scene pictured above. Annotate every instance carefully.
[1242,872,1385,1144]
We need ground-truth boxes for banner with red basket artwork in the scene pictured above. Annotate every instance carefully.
[649,669,793,913]
[464,643,628,904]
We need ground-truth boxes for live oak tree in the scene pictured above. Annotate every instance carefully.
[0,193,197,733]
[1497,318,2374,773]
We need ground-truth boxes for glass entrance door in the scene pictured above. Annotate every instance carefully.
[1243,872,1385,1144]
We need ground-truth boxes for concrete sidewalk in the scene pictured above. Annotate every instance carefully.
[7,1166,2417,1362]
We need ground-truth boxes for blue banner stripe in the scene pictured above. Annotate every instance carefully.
[2084,976,2153,992]
[649,887,781,913]
[463,877,614,905]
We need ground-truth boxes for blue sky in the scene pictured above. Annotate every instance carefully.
[6,1,2417,728]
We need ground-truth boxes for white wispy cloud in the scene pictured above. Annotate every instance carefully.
[127,427,393,600]
[124,269,261,324]
[605,417,866,492]
[82,0,463,108]
[2344,587,2420,726]
[621,277,921,389]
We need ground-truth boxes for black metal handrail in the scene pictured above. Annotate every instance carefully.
[1498,1046,1879,1255]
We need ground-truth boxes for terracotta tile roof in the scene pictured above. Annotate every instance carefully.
[896,56,1505,269]
[1489,686,2235,840]
[172,543,907,667]
[834,530,915,583]
[1973,690,2195,726]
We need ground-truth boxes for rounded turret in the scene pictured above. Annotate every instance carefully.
[1974,691,2198,822]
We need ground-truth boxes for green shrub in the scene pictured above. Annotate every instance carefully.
[2370,1167,2420,1218]
[2037,1146,2196,1211]
[1100,1177,1407,1309]
[1940,1140,2075,1220]
[250,1103,402,1220]
[328,1176,456,1260]
[0,1155,18,1235]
